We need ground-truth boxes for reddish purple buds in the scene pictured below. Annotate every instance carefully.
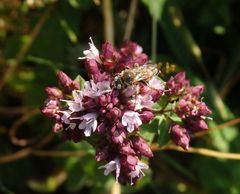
[166,72,190,96]
[131,136,153,157]
[170,124,190,150]
[140,111,154,124]
[185,118,208,131]
[52,122,63,132]
[84,59,101,78]
[57,71,80,93]
[45,87,63,99]
[100,42,120,71]
[111,126,127,144]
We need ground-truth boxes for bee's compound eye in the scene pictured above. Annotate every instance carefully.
[123,72,134,83]
[117,84,122,90]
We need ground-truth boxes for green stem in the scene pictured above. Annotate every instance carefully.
[123,0,138,41]
[102,0,114,45]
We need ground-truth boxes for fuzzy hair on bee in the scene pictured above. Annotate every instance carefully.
[113,63,159,90]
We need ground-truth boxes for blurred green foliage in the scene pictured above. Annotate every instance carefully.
[0,0,240,193]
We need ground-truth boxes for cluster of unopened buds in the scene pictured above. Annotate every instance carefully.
[41,37,211,185]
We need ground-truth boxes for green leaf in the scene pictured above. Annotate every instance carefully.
[153,95,169,109]
[74,74,85,90]
[167,112,182,124]
[208,120,238,152]
[68,0,94,9]
[157,116,170,147]
[139,130,155,143]
[142,0,167,21]
[27,170,67,193]
[52,141,95,191]
[58,16,78,44]
[27,55,59,73]
[160,2,200,67]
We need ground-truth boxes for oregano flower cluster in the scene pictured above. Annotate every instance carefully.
[41,38,211,185]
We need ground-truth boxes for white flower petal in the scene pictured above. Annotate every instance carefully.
[99,158,121,182]
[78,37,101,63]
[78,113,98,136]
[83,80,111,98]
[79,120,87,130]
[84,127,92,137]
[148,76,165,90]
[122,111,142,133]
[127,124,134,133]
[129,161,149,185]
[92,120,98,132]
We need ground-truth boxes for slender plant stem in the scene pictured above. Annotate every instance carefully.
[32,150,89,157]
[152,143,240,160]
[123,0,138,41]
[0,147,33,164]
[1,117,240,163]
[194,116,240,138]
[102,0,114,45]
[0,5,54,90]
[4,141,240,164]
[111,182,121,194]
[9,109,40,147]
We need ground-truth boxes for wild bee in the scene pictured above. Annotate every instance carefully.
[113,63,159,90]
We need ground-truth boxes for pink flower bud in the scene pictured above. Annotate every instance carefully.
[106,103,113,110]
[140,84,162,102]
[190,85,204,97]
[198,102,212,116]
[170,124,190,150]
[98,95,108,106]
[111,96,119,106]
[131,136,153,157]
[100,42,120,71]
[111,126,127,144]
[57,71,80,93]
[41,99,59,118]
[52,122,63,132]
[96,146,109,161]
[57,71,72,88]
[166,72,190,96]
[106,107,122,120]
[84,59,101,78]
[120,155,138,171]
[185,118,208,131]
[140,111,154,124]
[119,141,136,155]
[45,87,63,99]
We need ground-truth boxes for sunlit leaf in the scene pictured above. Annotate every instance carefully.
[142,0,167,21]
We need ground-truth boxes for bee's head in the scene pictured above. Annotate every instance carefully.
[114,76,122,90]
